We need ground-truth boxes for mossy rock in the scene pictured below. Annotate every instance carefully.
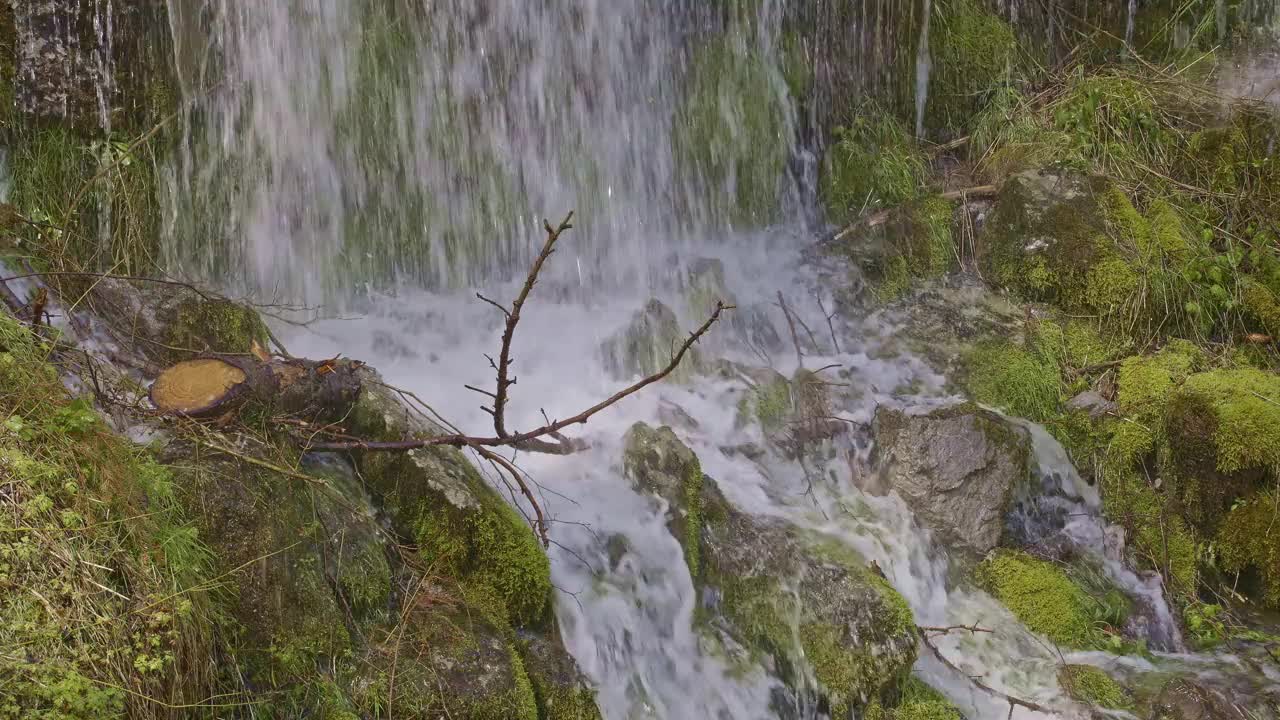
[1058,664,1132,710]
[620,423,917,716]
[347,371,552,628]
[866,677,964,720]
[976,550,1107,649]
[518,629,604,720]
[345,588,539,720]
[623,423,706,580]
[979,170,1113,309]
[600,299,701,381]
[925,0,1022,136]
[162,297,269,363]
[166,441,381,706]
[78,278,269,368]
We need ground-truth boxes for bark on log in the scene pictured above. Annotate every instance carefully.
[150,356,365,421]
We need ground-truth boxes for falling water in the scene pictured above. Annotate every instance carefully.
[156,1,1280,718]
[914,0,932,139]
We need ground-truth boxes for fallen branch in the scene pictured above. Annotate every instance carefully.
[917,629,1050,716]
[307,301,729,454]
[919,622,995,637]
[826,185,999,246]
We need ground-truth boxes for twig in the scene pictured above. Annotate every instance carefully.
[776,291,805,365]
[475,446,549,546]
[918,630,1050,715]
[920,622,995,637]
[826,186,999,245]
[489,213,575,439]
[815,293,840,354]
[307,302,730,453]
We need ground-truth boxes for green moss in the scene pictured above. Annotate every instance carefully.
[800,622,890,719]
[962,341,1060,421]
[1217,492,1280,607]
[1242,279,1280,338]
[925,0,1021,134]
[822,109,926,225]
[418,497,551,627]
[887,195,956,281]
[976,550,1098,648]
[1058,665,1132,710]
[880,678,963,720]
[1115,341,1201,421]
[164,297,268,360]
[1084,257,1140,312]
[753,375,794,433]
[1179,368,1280,474]
[525,668,602,720]
[675,34,789,227]
[1098,465,1200,596]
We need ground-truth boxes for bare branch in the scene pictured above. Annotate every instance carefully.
[307,302,731,454]
[917,629,1049,715]
[492,212,574,439]
[475,293,511,319]
[776,291,805,366]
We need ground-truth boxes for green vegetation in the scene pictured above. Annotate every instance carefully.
[822,109,926,224]
[1058,665,1132,710]
[976,550,1125,649]
[925,0,1022,134]
[0,314,220,717]
[866,677,964,720]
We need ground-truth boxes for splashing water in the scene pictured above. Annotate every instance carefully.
[158,1,1280,718]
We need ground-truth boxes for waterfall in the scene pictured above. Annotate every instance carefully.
[149,2,1280,718]
[914,0,933,139]
[162,0,803,304]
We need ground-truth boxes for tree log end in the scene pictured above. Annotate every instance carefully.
[150,358,250,417]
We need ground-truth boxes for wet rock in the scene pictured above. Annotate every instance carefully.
[76,278,270,370]
[872,403,1030,553]
[519,629,604,720]
[600,298,700,380]
[658,399,701,431]
[885,274,1029,373]
[622,422,918,717]
[1146,679,1247,720]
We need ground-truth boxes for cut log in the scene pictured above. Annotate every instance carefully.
[150,355,367,421]
[149,358,253,417]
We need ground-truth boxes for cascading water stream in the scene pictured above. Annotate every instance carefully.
[157,1,1280,718]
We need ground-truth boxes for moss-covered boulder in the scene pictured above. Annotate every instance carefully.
[872,403,1031,553]
[621,422,918,717]
[1058,664,1132,711]
[79,278,269,369]
[976,550,1117,649]
[345,369,553,628]
[518,630,605,720]
[164,371,599,718]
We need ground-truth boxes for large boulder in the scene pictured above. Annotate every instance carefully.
[872,403,1030,553]
[622,423,918,718]
[90,282,604,718]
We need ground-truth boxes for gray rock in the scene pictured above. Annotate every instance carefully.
[600,298,699,380]
[1148,679,1247,720]
[872,403,1031,553]
[1067,390,1117,418]
[622,422,917,717]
